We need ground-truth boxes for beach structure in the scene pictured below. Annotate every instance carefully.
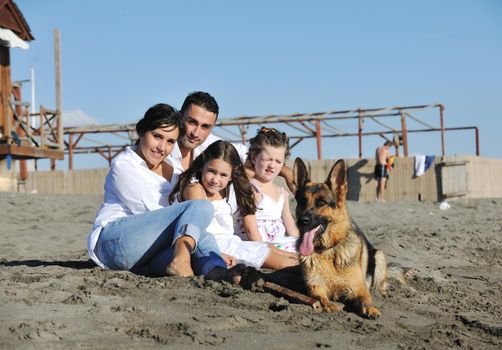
[27,101,500,201]
[63,103,480,169]
[0,0,63,191]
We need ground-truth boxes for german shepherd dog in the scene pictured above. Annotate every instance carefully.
[293,158,388,318]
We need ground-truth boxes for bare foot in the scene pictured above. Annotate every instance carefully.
[207,264,247,285]
[166,259,194,277]
[166,236,195,277]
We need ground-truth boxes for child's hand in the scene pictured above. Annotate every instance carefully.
[221,253,237,268]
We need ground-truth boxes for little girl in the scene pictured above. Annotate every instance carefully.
[238,127,299,252]
[169,140,298,270]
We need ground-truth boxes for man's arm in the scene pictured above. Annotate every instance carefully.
[243,159,297,193]
[279,164,296,194]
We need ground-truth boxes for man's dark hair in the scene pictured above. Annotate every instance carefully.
[180,91,219,120]
[384,141,393,147]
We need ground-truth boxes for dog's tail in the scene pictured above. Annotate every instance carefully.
[369,254,417,294]
[387,262,417,285]
[372,250,388,294]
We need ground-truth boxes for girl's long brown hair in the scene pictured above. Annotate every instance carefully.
[169,140,257,216]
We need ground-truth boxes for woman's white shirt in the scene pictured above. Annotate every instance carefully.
[87,146,176,268]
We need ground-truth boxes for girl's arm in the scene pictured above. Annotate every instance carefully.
[282,191,300,237]
[242,214,263,242]
[182,183,207,201]
[241,189,263,242]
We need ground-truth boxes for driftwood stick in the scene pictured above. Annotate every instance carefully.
[263,281,321,310]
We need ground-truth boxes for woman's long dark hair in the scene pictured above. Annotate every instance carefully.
[169,140,257,216]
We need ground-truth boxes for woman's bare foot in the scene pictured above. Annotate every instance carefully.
[166,236,195,277]
[166,258,194,277]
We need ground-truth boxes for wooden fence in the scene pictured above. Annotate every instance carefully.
[22,156,502,201]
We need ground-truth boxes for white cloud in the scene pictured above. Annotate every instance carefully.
[63,109,99,127]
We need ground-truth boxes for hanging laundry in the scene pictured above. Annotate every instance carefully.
[414,154,435,177]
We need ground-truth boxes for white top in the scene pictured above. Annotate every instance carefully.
[87,146,176,269]
[167,133,249,176]
[236,180,298,253]
[206,198,270,269]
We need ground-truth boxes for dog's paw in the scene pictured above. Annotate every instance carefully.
[403,267,417,280]
[322,301,343,313]
[361,304,380,319]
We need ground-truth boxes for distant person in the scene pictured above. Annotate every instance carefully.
[87,103,242,283]
[374,140,394,201]
[167,91,296,191]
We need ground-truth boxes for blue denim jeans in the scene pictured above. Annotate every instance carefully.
[96,200,225,277]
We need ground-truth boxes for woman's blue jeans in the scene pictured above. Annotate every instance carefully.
[95,200,225,277]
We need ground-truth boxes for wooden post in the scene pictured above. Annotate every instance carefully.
[439,104,445,157]
[475,127,480,156]
[54,29,63,151]
[108,146,112,166]
[239,125,247,144]
[40,105,45,147]
[400,112,409,157]
[13,85,28,181]
[315,120,322,160]
[68,133,73,170]
[358,111,362,158]
[0,46,11,142]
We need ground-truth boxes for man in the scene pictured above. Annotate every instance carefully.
[168,91,247,175]
[168,91,294,190]
[374,140,393,201]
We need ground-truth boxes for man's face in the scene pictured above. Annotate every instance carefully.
[179,104,217,151]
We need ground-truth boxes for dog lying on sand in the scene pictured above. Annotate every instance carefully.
[293,158,409,318]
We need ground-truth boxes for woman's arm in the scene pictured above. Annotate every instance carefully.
[282,191,300,237]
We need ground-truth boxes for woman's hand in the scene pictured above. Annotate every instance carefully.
[221,253,237,268]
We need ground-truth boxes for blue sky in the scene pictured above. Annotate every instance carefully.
[11,0,502,169]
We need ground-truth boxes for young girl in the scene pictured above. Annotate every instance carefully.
[169,140,298,270]
[238,127,299,252]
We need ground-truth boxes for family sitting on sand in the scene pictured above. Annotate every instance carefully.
[87,91,300,285]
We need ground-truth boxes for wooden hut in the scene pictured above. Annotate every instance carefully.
[0,0,63,182]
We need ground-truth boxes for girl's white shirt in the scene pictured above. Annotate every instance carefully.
[87,146,176,269]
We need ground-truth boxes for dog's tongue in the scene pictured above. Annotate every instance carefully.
[299,225,320,256]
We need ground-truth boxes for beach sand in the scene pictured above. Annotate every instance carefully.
[1,192,501,349]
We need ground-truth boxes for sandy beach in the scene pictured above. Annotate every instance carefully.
[0,192,501,349]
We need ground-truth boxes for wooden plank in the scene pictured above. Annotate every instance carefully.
[0,144,64,159]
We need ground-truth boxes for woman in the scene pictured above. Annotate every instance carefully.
[87,103,238,281]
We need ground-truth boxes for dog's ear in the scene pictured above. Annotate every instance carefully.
[327,159,347,205]
[292,158,310,194]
